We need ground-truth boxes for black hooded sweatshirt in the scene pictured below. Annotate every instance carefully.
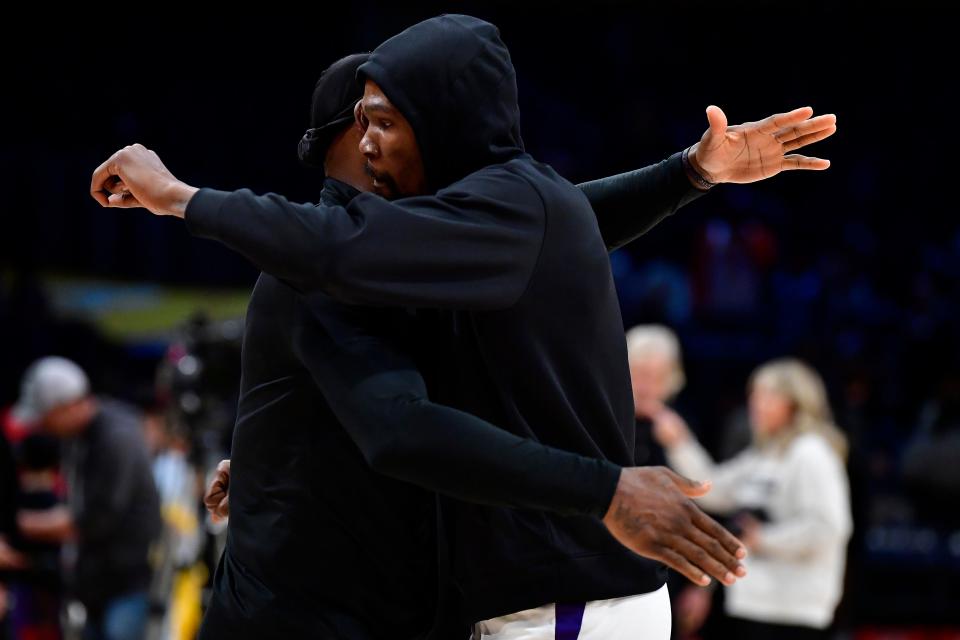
[197,175,691,640]
[187,14,706,631]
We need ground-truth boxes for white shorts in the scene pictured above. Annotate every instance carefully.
[471,584,671,640]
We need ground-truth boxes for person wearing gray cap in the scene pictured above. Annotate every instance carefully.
[13,357,161,640]
[12,357,93,427]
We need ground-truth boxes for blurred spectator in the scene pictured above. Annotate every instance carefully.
[143,411,205,640]
[626,324,687,468]
[12,358,161,640]
[0,429,21,567]
[627,325,714,639]
[0,428,25,640]
[652,359,852,639]
[6,426,64,640]
[3,390,63,640]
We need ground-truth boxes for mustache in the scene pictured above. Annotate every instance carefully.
[364,162,400,196]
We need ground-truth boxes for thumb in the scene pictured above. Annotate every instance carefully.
[665,468,712,497]
[107,191,142,208]
[705,105,728,137]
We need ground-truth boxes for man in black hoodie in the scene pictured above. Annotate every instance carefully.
[177,51,738,640]
[92,15,836,638]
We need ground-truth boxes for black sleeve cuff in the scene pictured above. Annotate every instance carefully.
[666,150,710,206]
[184,187,234,240]
[585,459,623,519]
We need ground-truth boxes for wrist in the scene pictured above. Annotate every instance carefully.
[602,468,625,525]
[683,144,717,190]
[162,181,200,218]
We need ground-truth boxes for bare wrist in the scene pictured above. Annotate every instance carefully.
[163,181,200,218]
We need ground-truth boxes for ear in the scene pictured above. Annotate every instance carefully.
[354,101,367,132]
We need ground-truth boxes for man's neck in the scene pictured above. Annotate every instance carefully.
[324,166,368,194]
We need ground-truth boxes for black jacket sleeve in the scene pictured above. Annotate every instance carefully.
[291,301,621,519]
[578,151,708,252]
[186,166,544,310]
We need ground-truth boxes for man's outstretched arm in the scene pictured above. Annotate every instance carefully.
[579,105,837,251]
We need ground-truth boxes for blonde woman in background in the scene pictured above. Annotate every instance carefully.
[650,359,852,639]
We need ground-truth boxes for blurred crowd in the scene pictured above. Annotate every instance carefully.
[1,305,958,637]
[0,318,237,640]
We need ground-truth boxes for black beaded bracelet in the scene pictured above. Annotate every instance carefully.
[682,146,716,190]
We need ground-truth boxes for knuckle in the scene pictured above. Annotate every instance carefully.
[670,509,690,528]
[644,525,662,546]
[709,540,726,558]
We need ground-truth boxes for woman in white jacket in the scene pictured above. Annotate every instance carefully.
[649,358,852,639]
